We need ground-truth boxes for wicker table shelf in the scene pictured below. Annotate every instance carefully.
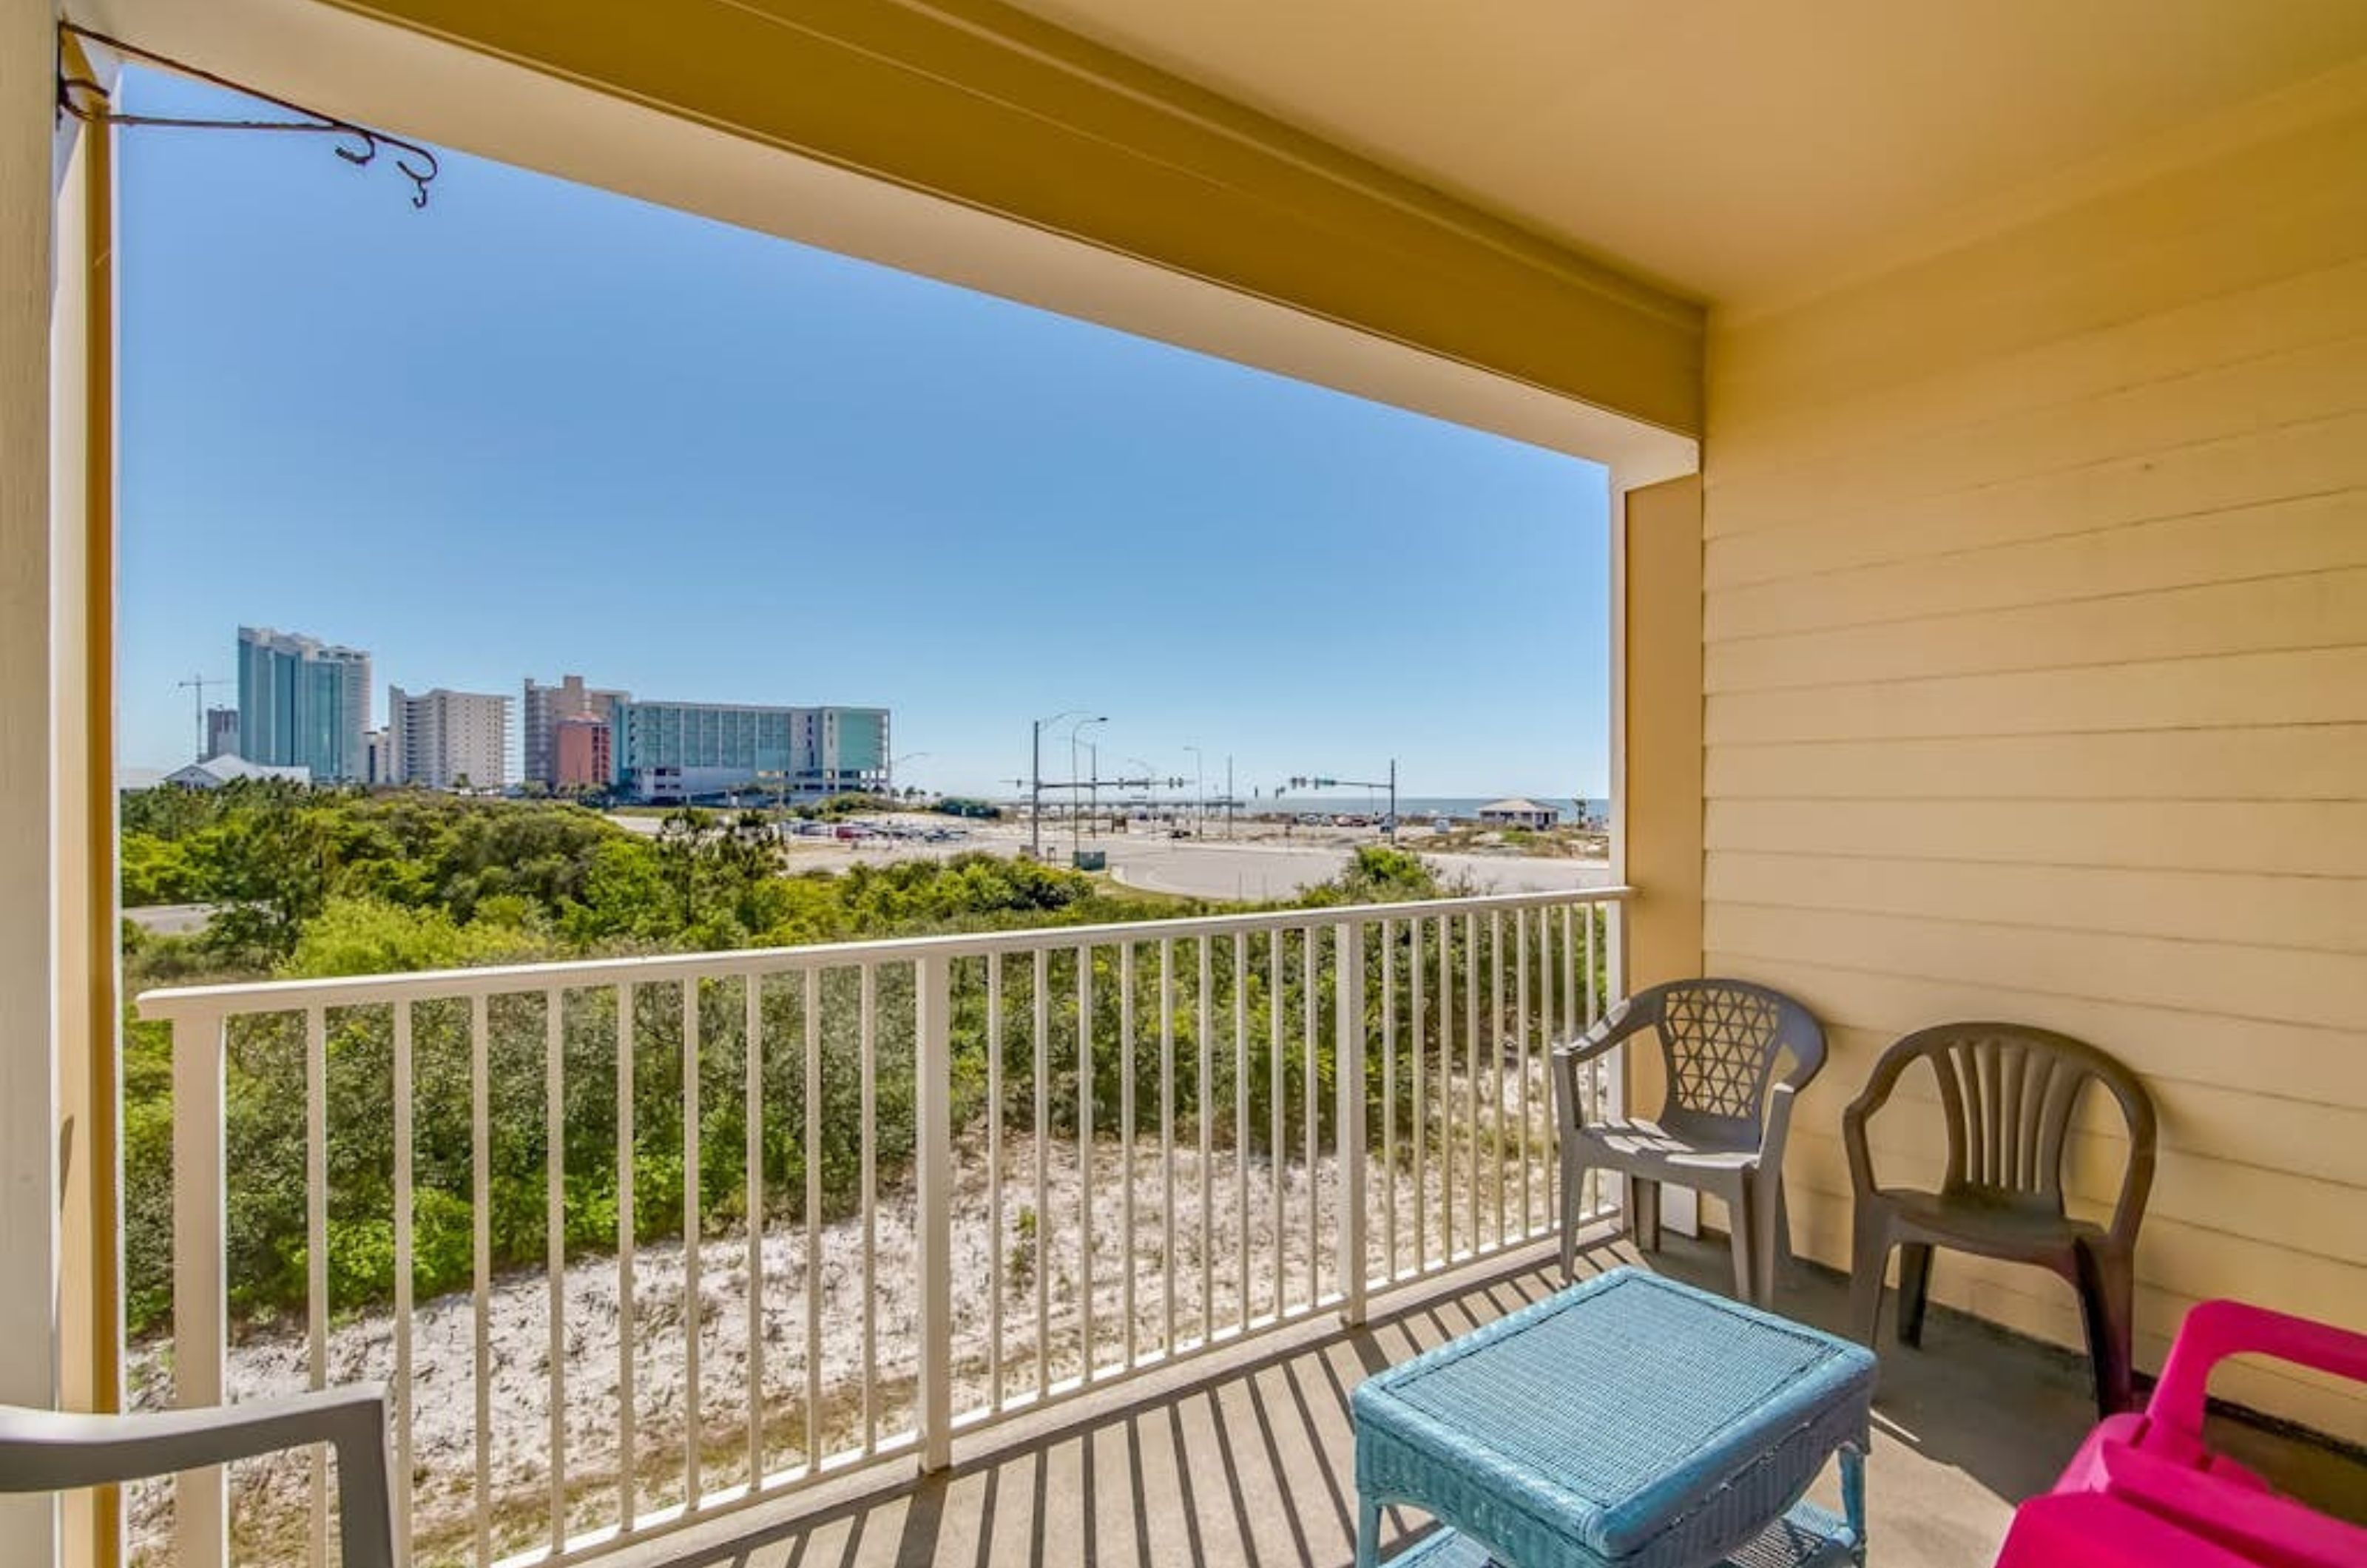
[1353,1268,1874,1568]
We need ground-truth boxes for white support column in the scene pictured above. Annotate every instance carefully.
[914,953,953,1471]
[1612,469,1706,1237]
[0,1,60,1562]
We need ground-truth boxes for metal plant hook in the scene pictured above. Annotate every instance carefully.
[56,21,442,210]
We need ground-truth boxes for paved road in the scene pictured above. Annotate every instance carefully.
[125,902,216,936]
[606,813,1606,902]
[1102,839,1609,899]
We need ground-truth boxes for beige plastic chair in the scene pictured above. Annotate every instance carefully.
[0,1385,397,1568]
[1553,978,1828,1305]
[1845,1021,2156,1416]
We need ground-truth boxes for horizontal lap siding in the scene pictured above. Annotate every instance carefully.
[1701,97,2367,1441]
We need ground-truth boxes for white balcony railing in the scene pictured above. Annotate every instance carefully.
[136,886,1627,1568]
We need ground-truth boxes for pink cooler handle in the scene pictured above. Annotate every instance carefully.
[2151,1301,2367,1444]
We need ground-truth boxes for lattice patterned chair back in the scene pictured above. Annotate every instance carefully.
[1647,979,1826,1146]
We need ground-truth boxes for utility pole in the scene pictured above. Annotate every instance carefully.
[177,673,229,761]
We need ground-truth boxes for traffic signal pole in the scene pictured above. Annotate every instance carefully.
[1285,759,1399,842]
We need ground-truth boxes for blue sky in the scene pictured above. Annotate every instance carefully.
[116,67,1610,800]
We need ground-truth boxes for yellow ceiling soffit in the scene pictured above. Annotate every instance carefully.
[311,0,1706,439]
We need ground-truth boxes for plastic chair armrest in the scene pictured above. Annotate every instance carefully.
[1554,1004,1641,1067]
[1761,1080,1802,1170]
[1840,1072,1902,1196]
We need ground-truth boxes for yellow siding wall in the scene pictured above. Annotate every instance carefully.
[1701,95,2367,1441]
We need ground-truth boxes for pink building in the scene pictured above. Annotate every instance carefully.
[553,715,611,791]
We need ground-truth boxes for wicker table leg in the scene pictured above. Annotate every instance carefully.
[1841,1438,1868,1565]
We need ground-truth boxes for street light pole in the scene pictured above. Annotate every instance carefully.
[1072,717,1106,862]
[890,750,930,801]
[1030,720,1044,858]
[1183,744,1203,837]
[1030,709,1092,859]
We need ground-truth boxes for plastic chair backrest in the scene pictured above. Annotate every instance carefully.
[1881,1022,2155,1237]
[1638,979,1824,1146]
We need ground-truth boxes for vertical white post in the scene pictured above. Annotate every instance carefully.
[305,1007,329,1568]
[393,1004,416,1563]
[615,984,638,1528]
[169,1008,228,1568]
[915,953,953,1472]
[1337,920,1367,1325]
[743,973,764,1487]
[546,989,569,1550]
[858,965,879,1451]
[985,956,1004,1406]
[470,995,493,1568]
[680,980,702,1505]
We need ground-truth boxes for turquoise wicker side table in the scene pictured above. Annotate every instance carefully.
[1353,1268,1874,1567]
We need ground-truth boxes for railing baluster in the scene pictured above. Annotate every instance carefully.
[1076,944,1095,1379]
[1337,920,1367,1325]
[1233,930,1249,1337]
[682,978,703,1504]
[1411,918,1427,1276]
[547,988,569,1550]
[1033,949,1050,1402]
[1301,924,1318,1308]
[1380,917,1396,1282]
[1561,904,1577,1223]
[1197,935,1214,1345]
[859,963,878,1453]
[1538,910,1556,1229]
[393,1003,415,1565]
[471,994,493,1567]
[1437,917,1453,1263]
[1119,941,1136,1366]
[743,973,764,1490]
[987,955,1004,1408]
[307,1005,329,1568]
[1516,909,1531,1235]
[1490,910,1506,1248]
[1590,895,1610,1033]
[617,982,638,1530]
[1466,912,1482,1253]
[802,968,822,1472]
[1267,929,1284,1320]
[1585,905,1602,1220]
[1160,936,1177,1357]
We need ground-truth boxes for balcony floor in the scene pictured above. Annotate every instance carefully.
[624,1231,2367,1568]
